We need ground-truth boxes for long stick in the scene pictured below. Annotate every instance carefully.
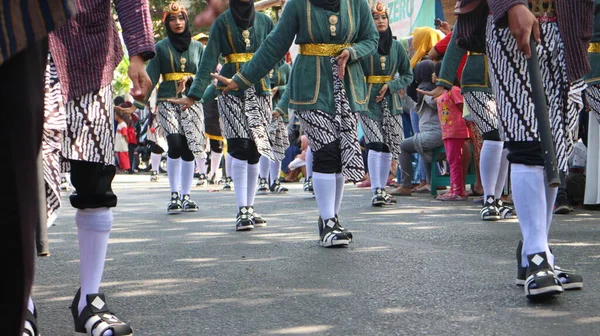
[527,38,561,187]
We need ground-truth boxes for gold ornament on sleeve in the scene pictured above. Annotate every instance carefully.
[180,57,187,72]
[380,56,386,71]
[329,15,338,36]
[242,30,251,49]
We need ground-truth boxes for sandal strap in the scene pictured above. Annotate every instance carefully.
[23,309,38,336]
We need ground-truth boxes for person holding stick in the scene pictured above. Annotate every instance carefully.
[478,0,591,300]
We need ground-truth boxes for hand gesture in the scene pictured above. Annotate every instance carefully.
[128,55,152,102]
[416,86,445,98]
[211,73,239,94]
[375,84,388,102]
[336,49,351,79]
[167,97,196,110]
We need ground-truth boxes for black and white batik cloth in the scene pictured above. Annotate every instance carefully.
[359,96,404,157]
[586,85,600,124]
[158,101,206,156]
[486,18,586,172]
[269,115,290,161]
[218,86,275,161]
[294,57,364,182]
[43,55,66,226]
[62,83,114,166]
[463,91,499,135]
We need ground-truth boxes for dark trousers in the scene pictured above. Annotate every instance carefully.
[0,39,48,335]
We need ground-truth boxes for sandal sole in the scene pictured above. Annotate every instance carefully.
[526,285,563,299]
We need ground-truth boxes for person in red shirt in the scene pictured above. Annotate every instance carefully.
[428,24,467,82]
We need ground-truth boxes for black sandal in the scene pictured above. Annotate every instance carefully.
[524,252,563,300]
[23,307,39,336]
[71,288,134,336]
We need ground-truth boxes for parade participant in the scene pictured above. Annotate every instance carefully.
[134,2,206,213]
[199,77,228,187]
[258,58,292,194]
[475,0,589,299]
[360,2,412,206]
[419,32,515,220]
[211,0,379,246]
[170,0,275,231]
[1,2,75,332]
[25,0,155,333]
[584,0,600,209]
[274,82,314,194]
[196,51,225,187]
[146,106,168,182]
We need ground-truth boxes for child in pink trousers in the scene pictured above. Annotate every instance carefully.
[433,62,469,201]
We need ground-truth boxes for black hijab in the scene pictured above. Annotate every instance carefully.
[165,13,191,53]
[309,0,340,13]
[377,26,393,56]
[230,0,256,30]
[413,59,435,104]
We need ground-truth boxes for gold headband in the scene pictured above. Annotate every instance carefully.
[162,2,188,22]
[371,2,388,15]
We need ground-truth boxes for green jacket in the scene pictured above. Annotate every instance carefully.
[270,60,291,108]
[232,0,379,113]
[135,39,204,108]
[359,39,412,120]
[585,0,600,86]
[188,10,275,99]
[436,32,491,94]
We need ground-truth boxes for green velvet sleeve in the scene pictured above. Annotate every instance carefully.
[233,1,299,90]
[188,21,224,100]
[345,0,379,63]
[435,32,466,90]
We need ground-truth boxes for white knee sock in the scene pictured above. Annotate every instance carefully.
[167,157,182,193]
[480,140,503,198]
[306,146,313,178]
[495,148,510,199]
[335,173,345,215]
[76,208,113,315]
[28,296,34,313]
[181,160,195,195]
[150,153,161,173]
[368,150,381,193]
[210,151,223,180]
[225,153,233,178]
[269,159,282,185]
[380,152,393,190]
[511,164,550,268]
[247,163,260,206]
[313,172,336,220]
[231,157,248,208]
[259,155,270,179]
[195,156,207,175]
[544,183,558,266]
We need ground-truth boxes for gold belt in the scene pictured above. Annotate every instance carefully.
[163,72,194,81]
[467,51,483,56]
[298,43,352,56]
[589,42,600,53]
[365,76,393,84]
[225,53,254,63]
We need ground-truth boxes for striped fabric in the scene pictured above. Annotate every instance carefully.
[49,0,155,101]
[488,0,594,82]
[0,0,75,66]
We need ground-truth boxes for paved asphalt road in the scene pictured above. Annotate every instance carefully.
[32,174,600,336]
